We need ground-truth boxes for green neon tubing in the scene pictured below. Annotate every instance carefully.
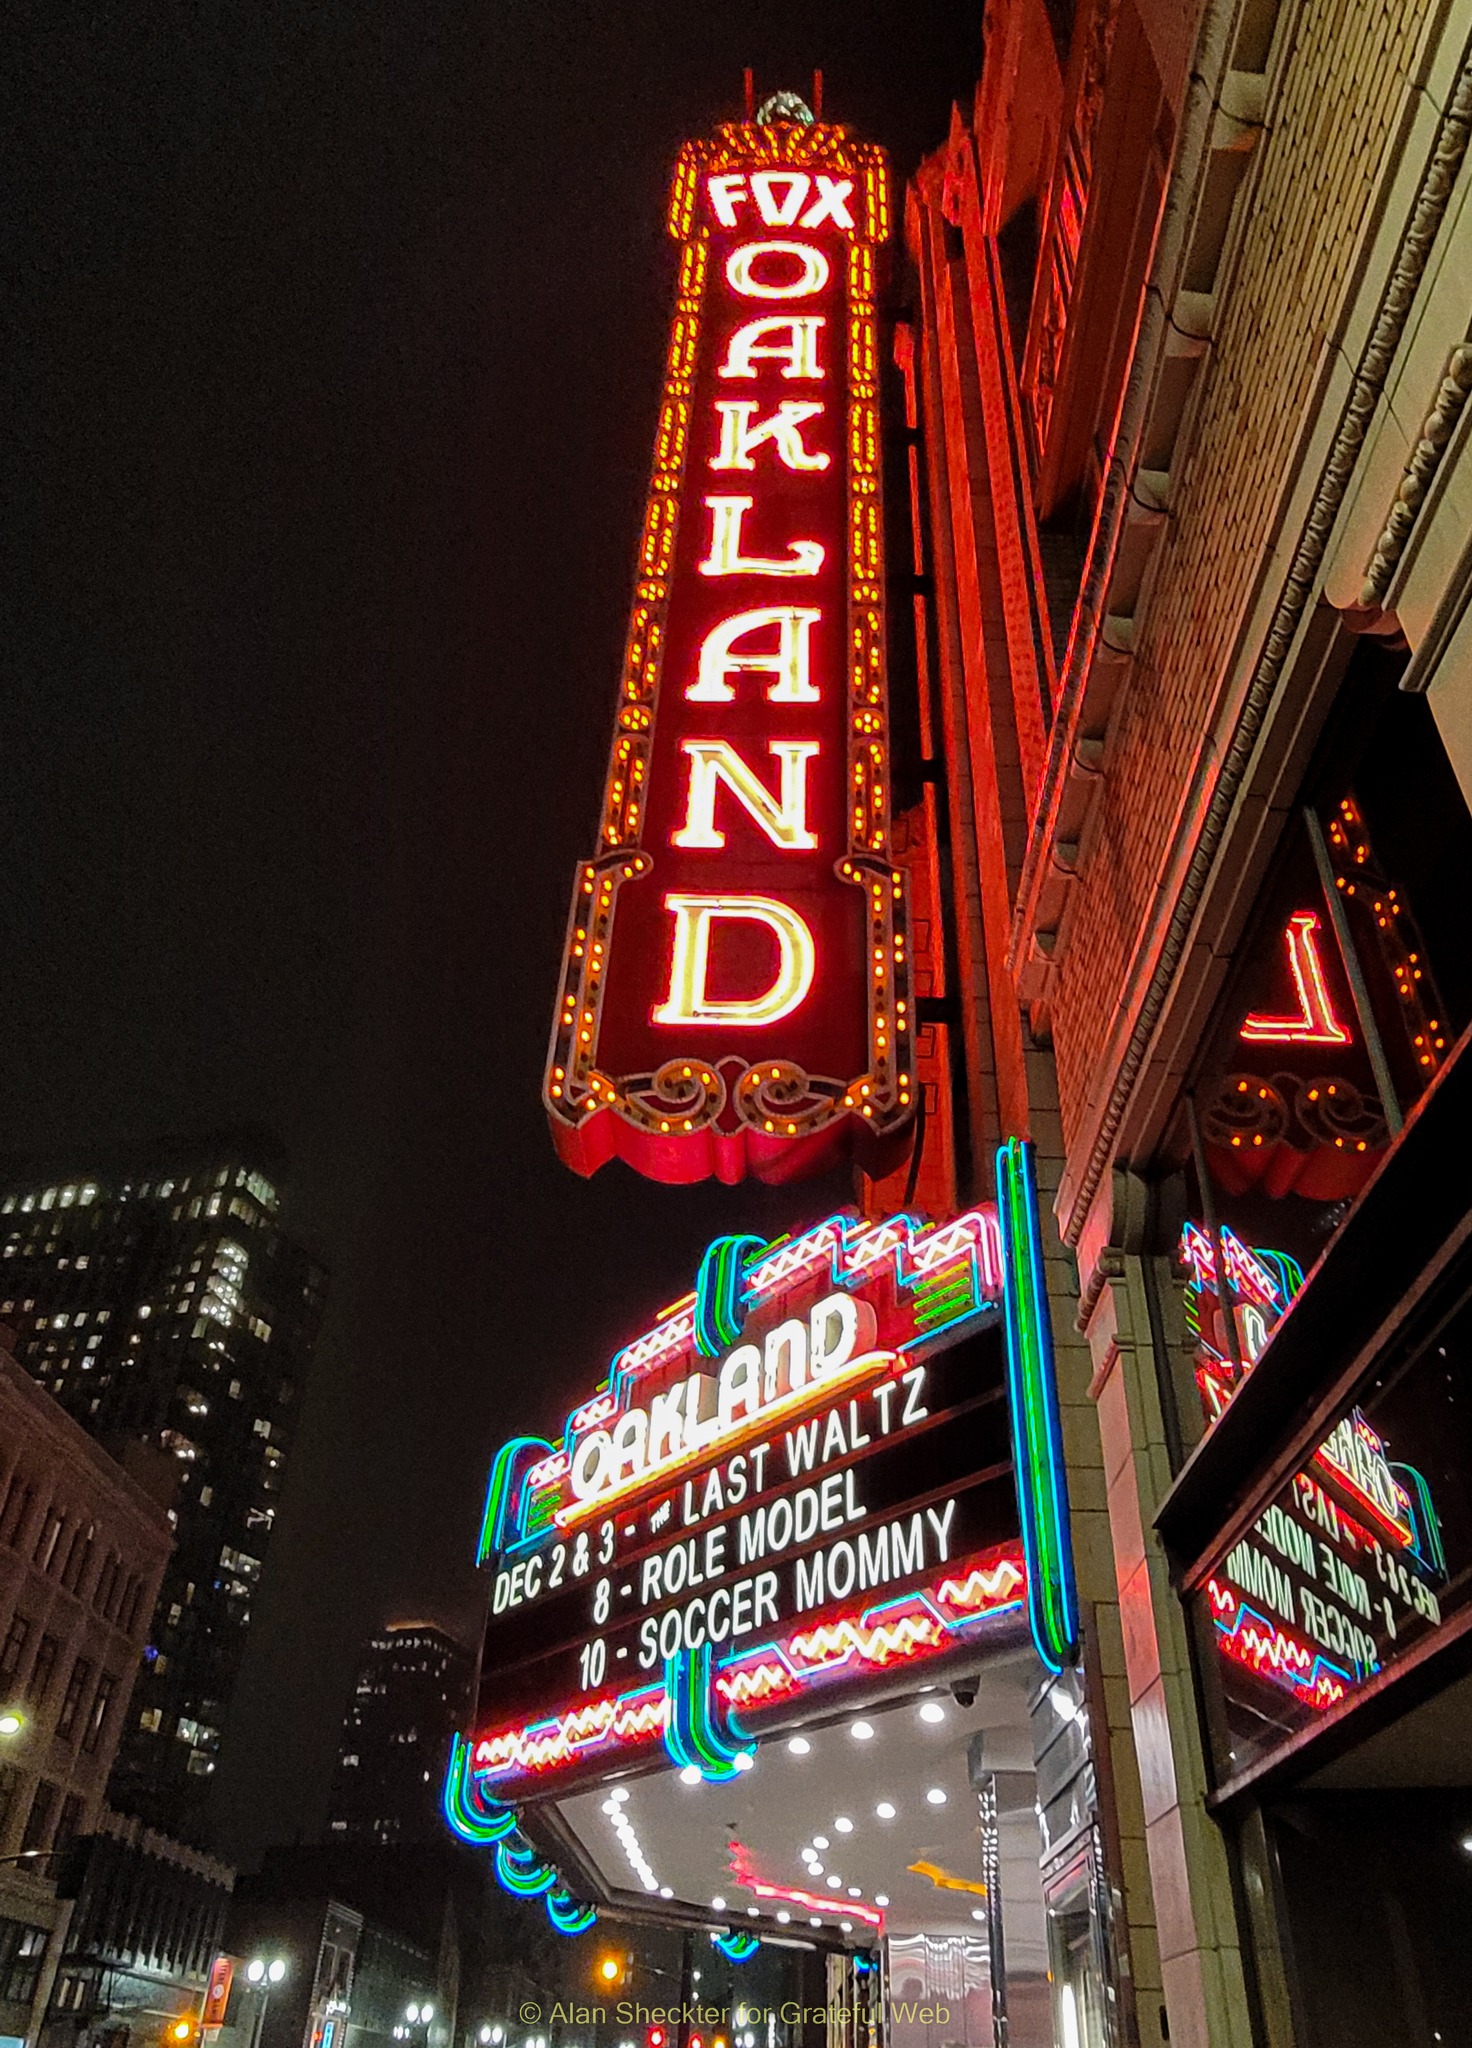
[694,1235,765,1358]
[442,1734,517,1844]
[997,1138,1079,1672]
[477,1436,552,1563]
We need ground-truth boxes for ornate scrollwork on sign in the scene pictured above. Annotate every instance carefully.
[1204,1070,1388,1201]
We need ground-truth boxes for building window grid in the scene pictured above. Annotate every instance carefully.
[56,1655,93,1741]
[28,1634,59,1711]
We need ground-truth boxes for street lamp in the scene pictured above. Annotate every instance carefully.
[0,1708,24,1738]
[245,1957,288,2048]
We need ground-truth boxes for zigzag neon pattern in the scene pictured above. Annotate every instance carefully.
[786,1611,945,1667]
[473,1689,665,1776]
[605,1208,1001,1400]
[469,1552,1026,1789]
[495,1205,1008,1553]
[1209,1579,1352,1709]
[935,1558,1027,1611]
[717,1552,1026,1705]
[718,1663,798,1706]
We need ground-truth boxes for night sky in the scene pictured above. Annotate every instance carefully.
[7,1,980,1862]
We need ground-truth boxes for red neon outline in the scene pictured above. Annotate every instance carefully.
[728,1841,884,1929]
[1240,912,1351,1045]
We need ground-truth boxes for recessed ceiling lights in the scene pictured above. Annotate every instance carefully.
[851,1720,874,1741]
[747,1907,760,1918]
[807,1861,823,1876]
[733,1752,754,1772]
[788,1736,811,1756]
[679,1764,701,1784]
[875,1801,896,1819]
[808,1916,822,1928]
[972,1908,986,1922]
[711,1896,726,1911]
[875,1894,889,1907]
[920,1702,946,1724]
[926,1787,947,1805]
[848,1887,861,1898]
[813,1834,829,1849]
[659,1886,673,1899]
[601,1798,619,1815]
[827,1875,842,1890]
[776,1911,790,1924]
[611,1786,629,1802]
[835,1817,854,1833]
[840,1920,853,1933]
[606,1803,659,1892]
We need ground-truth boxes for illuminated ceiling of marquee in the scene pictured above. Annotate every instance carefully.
[550,1656,1049,1964]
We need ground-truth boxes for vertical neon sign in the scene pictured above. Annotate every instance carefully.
[997,1138,1079,1671]
[545,119,913,1185]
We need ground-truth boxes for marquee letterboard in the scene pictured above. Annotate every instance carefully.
[469,1210,1028,1802]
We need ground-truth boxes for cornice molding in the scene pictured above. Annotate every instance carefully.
[1061,36,1472,1245]
[1360,338,1472,604]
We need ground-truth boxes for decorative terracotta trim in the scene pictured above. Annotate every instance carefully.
[1062,40,1472,1246]
[1360,340,1472,604]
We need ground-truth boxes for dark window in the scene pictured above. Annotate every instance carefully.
[56,1656,92,1741]
[62,1525,94,1594]
[82,1673,116,1755]
[94,1553,120,1619]
[2,1481,35,1547]
[28,1633,58,1708]
[0,1765,17,1837]
[0,1613,29,1683]
[20,1779,59,1855]
[54,1792,84,1854]
[0,1921,49,2004]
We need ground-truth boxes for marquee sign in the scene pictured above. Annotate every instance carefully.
[544,116,913,1185]
[1182,1221,1449,1772]
[452,1156,1079,1821]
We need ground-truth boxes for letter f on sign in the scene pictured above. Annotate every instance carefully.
[653,895,816,1026]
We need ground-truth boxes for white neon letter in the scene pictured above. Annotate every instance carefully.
[726,241,830,300]
[801,176,855,231]
[764,1318,807,1399]
[720,317,825,381]
[810,1295,878,1376]
[710,400,830,473]
[673,740,820,851]
[718,1345,762,1431]
[699,496,823,577]
[707,174,749,226]
[750,172,810,226]
[689,606,821,703]
[653,895,816,1026]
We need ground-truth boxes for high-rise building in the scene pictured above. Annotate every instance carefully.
[328,1625,472,1846]
[0,1136,326,1843]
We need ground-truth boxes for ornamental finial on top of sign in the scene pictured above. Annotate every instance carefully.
[756,92,815,127]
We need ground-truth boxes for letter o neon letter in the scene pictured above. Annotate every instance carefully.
[570,1431,614,1500]
[726,241,830,301]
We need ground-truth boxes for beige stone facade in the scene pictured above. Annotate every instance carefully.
[909,0,1472,2039]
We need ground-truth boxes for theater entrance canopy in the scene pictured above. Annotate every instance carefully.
[448,1159,1077,1961]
